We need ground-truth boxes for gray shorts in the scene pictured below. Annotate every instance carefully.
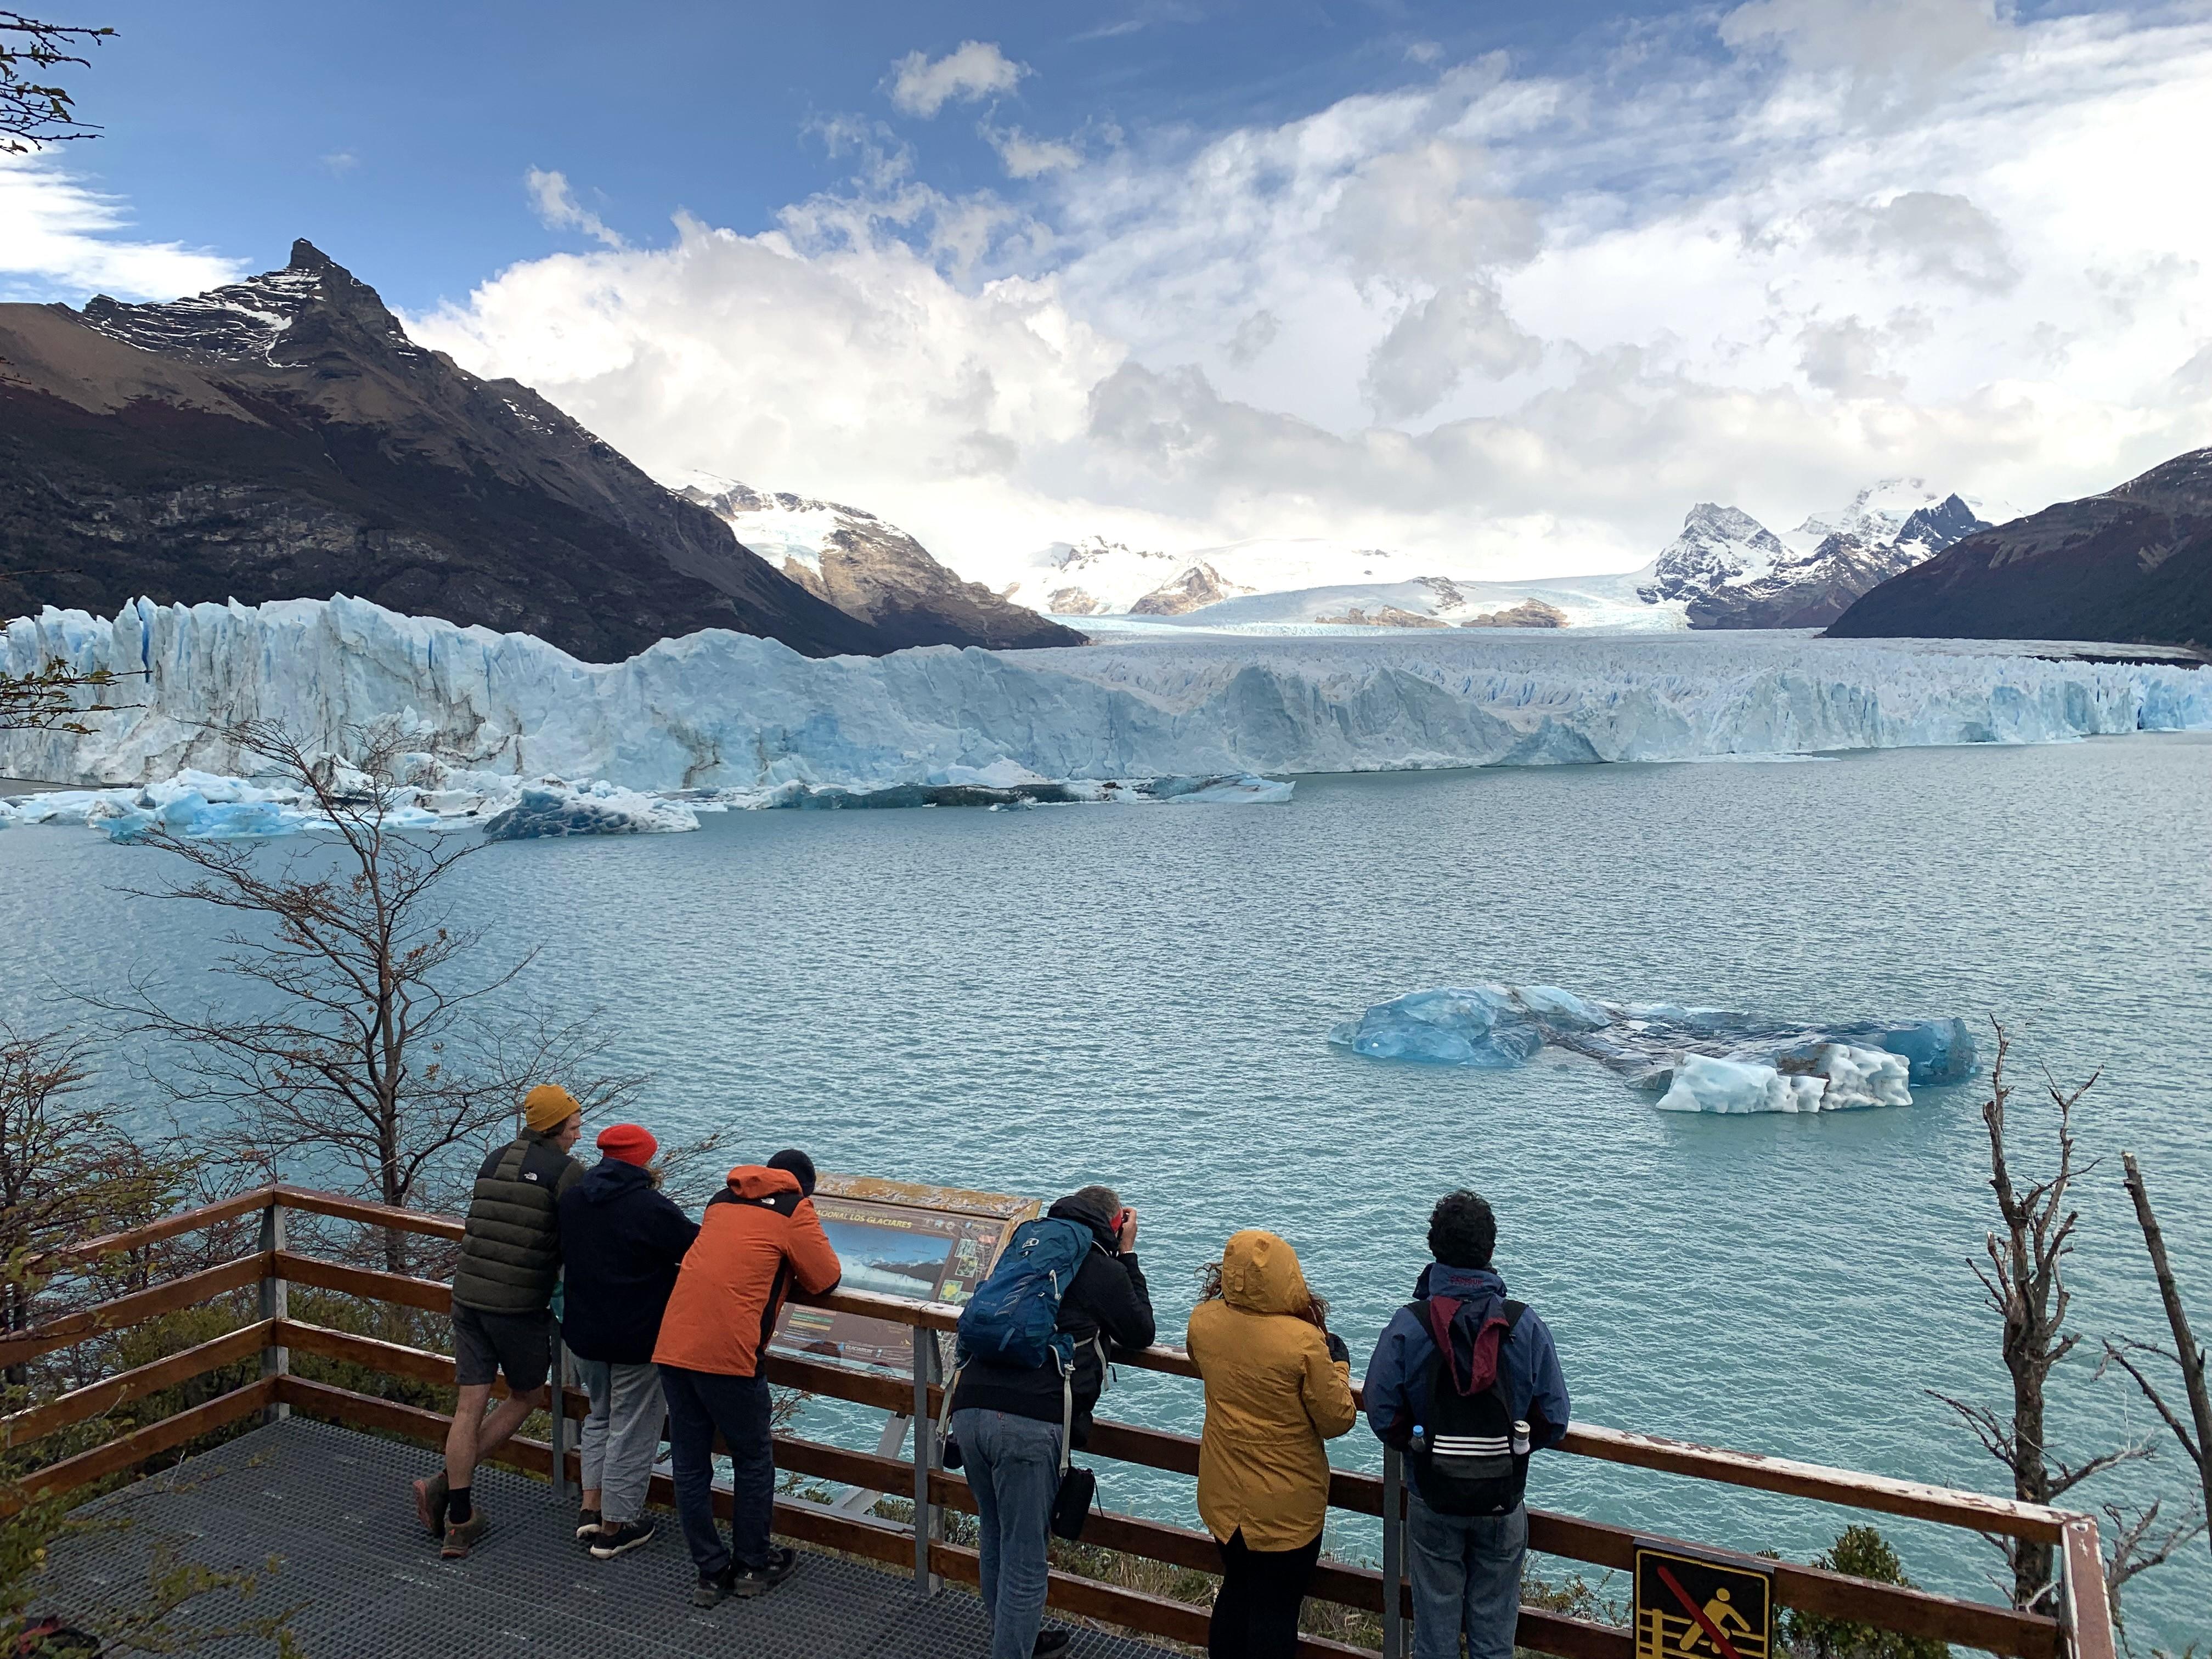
[452,1304,552,1392]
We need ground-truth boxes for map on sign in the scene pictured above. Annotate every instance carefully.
[1633,1542,1774,1659]
[771,1175,1038,1372]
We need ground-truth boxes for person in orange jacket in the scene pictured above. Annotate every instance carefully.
[653,1149,841,1607]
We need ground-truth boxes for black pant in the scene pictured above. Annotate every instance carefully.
[1210,1527,1323,1659]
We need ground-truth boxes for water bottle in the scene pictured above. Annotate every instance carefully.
[1511,1419,1531,1456]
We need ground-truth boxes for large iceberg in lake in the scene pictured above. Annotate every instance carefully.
[3,597,2207,803]
[1329,983,1973,1113]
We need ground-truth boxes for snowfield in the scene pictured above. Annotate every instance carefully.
[3,599,2207,819]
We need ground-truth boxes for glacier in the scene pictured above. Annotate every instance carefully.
[3,597,2209,817]
[1327,984,1972,1113]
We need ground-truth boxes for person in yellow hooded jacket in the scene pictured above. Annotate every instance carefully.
[1186,1229,1359,1659]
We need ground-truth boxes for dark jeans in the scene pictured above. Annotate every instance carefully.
[1210,1527,1322,1659]
[660,1365,773,1577]
[950,1407,1062,1659]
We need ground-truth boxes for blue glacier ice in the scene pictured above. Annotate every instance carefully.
[1329,984,1974,1113]
[3,597,2208,806]
[481,783,699,840]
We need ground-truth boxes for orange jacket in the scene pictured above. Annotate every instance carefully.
[652,1166,843,1378]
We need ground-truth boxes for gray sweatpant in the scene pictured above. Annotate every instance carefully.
[575,1357,665,1525]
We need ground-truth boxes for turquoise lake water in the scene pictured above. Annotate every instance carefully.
[5,732,2209,1643]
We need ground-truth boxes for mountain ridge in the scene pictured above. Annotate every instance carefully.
[0,240,890,661]
[1827,448,2212,648]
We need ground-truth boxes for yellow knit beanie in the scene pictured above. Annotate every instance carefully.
[523,1083,581,1135]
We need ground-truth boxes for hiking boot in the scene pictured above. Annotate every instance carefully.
[440,1511,488,1559]
[573,1508,603,1543]
[1034,1632,1071,1657]
[589,1519,656,1559]
[729,1545,797,1598]
[411,1471,449,1539]
[690,1564,737,1607]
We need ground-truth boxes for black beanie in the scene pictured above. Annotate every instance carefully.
[766,1148,817,1197]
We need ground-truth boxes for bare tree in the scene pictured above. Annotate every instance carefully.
[86,718,641,1271]
[2100,1152,2211,1565]
[0,1026,183,1382]
[1929,1020,2151,1610]
[0,12,111,152]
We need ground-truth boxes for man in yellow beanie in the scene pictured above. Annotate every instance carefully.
[411,1082,585,1557]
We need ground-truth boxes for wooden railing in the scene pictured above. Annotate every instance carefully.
[0,1186,2115,1659]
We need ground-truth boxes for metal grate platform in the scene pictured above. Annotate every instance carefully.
[40,1418,1179,1658]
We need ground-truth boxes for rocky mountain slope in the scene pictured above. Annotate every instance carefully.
[0,241,888,661]
[1827,448,2212,648]
[678,480,1080,650]
[1637,482,1996,628]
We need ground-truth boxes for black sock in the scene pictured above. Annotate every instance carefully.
[447,1486,473,1525]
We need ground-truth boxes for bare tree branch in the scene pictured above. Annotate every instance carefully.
[1945,1020,2151,1609]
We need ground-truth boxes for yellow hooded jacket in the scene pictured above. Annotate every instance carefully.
[1185,1229,1359,1550]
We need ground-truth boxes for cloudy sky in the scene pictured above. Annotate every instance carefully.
[5,0,2210,577]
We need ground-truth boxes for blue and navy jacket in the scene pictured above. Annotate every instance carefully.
[1362,1263,1572,1453]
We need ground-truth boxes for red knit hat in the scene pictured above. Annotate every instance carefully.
[596,1123,657,1167]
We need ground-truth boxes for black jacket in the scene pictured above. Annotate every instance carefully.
[949,1198,1156,1446]
[452,1130,585,1314]
[557,1157,702,1364]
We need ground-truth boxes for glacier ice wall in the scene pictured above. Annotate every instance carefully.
[3,595,2208,793]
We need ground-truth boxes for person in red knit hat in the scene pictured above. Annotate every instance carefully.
[554,1122,699,1559]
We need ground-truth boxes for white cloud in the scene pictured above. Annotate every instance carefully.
[984,125,1082,179]
[526,167,624,249]
[886,41,1026,119]
[0,154,241,301]
[413,4,2212,583]
[320,151,360,175]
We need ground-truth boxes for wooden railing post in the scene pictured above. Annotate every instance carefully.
[2057,1515,2117,1659]
[1381,1447,1405,1659]
[912,1330,940,1596]
[256,1199,288,1424]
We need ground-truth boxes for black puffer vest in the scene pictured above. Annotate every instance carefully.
[452,1132,583,1314]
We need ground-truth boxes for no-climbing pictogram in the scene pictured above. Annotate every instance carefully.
[1633,1541,1773,1659]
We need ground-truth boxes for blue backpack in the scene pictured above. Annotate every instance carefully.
[954,1216,1093,1372]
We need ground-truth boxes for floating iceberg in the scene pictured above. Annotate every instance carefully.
[1328,983,1973,1113]
[3,597,2207,806]
[482,783,700,841]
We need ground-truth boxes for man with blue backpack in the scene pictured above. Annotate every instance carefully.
[946,1185,1155,1659]
[1362,1190,1571,1659]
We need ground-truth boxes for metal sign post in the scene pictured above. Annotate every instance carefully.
[1380,1448,1406,1659]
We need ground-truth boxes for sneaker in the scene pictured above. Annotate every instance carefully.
[1034,1633,1071,1657]
[691,1564,737,1608]
[440,1511,488,1560]
[589,1519,656,1559]
[411,1472,449,1539]
[574,1508,603,1543]
[729,1545,797,1598]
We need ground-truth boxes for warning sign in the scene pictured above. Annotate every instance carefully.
[1633,1542,1773,1659]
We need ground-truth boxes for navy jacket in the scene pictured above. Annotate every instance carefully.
[557,1158,701,1364]
[1362,1263,1571,1453]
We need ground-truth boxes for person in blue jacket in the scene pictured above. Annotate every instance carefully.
[1362,1191,1570,1659]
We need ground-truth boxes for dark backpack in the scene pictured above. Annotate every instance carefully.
[1406,1295,1529,1517]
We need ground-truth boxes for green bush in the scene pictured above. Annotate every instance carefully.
[1782,1526,1949,1659]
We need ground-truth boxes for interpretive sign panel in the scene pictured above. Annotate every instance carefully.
[1633,1541,1773,1659]
[772,1173,1039,1372]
